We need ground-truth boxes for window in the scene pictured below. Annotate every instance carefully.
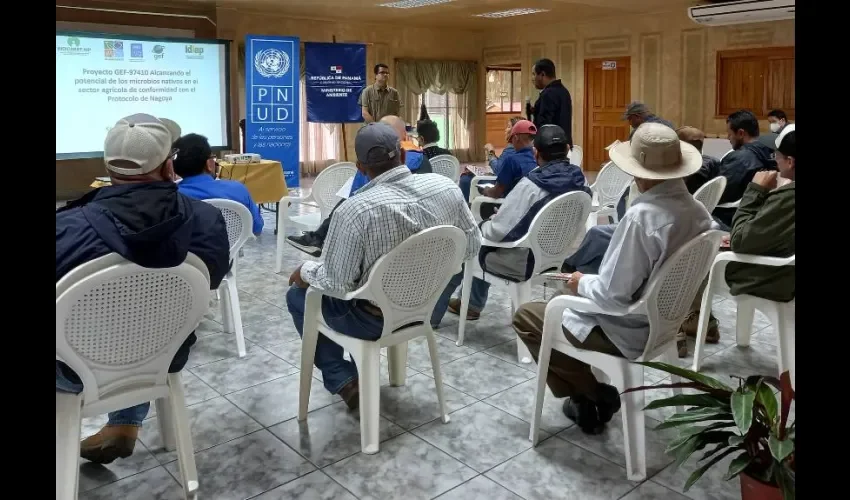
[419,90,459,150]
[485,66,522,113]
[716,47,795,118]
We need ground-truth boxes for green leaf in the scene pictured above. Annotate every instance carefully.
[638,361,735,391]
[731,389,755,434]
[777,463,796,500]
[623,381,709,396]
[778,371,795,439]
[768,435,794,462]
[671,435,702,469]
[674,422,736,440]
[644,393,729,411]
[656,411,734,430]
[666,429,733,455]
[683,448,738,492]
[698,442,729,462]
[724,451,753,480]
[754,381,778,425]
[728,435,745,447]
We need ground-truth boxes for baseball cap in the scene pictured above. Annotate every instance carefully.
[509,119,537,138]
[104,113,174,176]
[159,118,182,144]
[608,122,702,180]
[355,122,401,165]
[623,101,650,119]
[533,124,568,155]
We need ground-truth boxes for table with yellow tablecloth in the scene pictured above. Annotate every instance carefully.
[217,160,289,204]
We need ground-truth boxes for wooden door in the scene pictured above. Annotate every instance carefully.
[583,57,631,171]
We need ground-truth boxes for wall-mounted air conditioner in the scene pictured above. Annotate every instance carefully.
[688,0,795,27]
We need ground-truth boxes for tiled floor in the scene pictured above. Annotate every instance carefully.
[76,201,782,500]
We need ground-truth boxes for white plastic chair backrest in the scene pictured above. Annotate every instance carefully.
[429,154,461,183]
[312,162,357,219]
[720,149,733,162]
[638,230,724,360]
[593,161,633,207]
[203,199,253,259]
[56,253,211,407]
[568,145,583,169]
[693,176,728,213]
[359,225,467,336]
[527,191,593,274]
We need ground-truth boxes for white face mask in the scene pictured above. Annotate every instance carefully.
[769,122,781,133]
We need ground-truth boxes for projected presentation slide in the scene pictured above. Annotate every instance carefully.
[56,33,231,157]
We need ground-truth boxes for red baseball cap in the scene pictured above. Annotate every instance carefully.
[509,120,537,138]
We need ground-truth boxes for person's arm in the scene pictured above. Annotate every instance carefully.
[300,207,366,295]
[480,181,533,242]
[576,217,662,311]
[729,183,794,255]
[239,186,264,235]
[205,212,233,290]
[358,89,374,123]
[362,107,374,123]
[535,91,557,127]
[482,156,515,198]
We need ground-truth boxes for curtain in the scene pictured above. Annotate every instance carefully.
[395,59,480,162]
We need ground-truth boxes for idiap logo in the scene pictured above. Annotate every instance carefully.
[330,65,343,74]
[254,47,290,78]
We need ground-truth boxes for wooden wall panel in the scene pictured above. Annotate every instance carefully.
[639,33,662,114]
[681,29,705,129]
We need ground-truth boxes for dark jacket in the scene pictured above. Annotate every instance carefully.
[714,141,777,227]
[726,182,795,302]
[422,145,451,159]
[756,132,779,151]
[56,182,231,287]
[684,154,721,194]
[532,80,573,146]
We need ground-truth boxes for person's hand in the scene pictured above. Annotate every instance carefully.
[484,143,494,154]
[288,264,308,288]
[566,271,584,294]
[753,171,778,190]
[720,234,731,248]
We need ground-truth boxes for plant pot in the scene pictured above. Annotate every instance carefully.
[740,472,782,500]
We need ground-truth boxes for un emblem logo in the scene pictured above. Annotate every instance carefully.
[254,48,290,78]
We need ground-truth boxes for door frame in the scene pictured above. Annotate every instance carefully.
[582,56,632,171]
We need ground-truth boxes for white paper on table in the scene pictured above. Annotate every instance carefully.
[336,177,355,199]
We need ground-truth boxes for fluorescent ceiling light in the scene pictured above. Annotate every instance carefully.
[474,8,550,18]
[379,0,455,8]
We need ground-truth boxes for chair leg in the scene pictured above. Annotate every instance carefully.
[225,274,247,358]
[735,297,756,347]
[457,263,473,347]
[275,210,286,274]
[425,333,450,424]
[357,347,382,454]
[618,365,647,481]
[529,311,559,445]
[56,392,82,500]
[168,373,199,500]
[771,303,795,387]
[298,322,319,422]
[155,397,177,451]
[663,347,686,416]
[220,283,233,334]
[387,343,409,387]
[692,285,717,372]
[513,282,533,364]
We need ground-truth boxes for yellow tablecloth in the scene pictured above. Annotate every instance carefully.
[218,160,289,204]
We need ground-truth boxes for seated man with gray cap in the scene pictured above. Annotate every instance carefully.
[56,113,231,464]
[513,123,713,434]
[285,122,481,410]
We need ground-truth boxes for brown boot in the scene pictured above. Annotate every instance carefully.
[338,379,360,411]
[679,311,720,343]
[447,298,480,320]
[80,425,139,464]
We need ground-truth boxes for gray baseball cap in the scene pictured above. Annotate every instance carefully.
[623,101,650,119]
[355,122,400,165]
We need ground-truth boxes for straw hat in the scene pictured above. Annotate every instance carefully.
[609,122,702,180]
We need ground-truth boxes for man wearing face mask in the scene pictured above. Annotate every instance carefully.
[757,109,790,151]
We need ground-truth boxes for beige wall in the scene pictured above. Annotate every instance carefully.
[482,10,795,144]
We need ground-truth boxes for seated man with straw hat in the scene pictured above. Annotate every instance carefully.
[512,123,714,435]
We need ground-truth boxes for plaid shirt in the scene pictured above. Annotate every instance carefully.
[301,166,481,296]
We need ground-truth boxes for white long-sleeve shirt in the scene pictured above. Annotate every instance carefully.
[301,167,481,296]
[562,179,714,359]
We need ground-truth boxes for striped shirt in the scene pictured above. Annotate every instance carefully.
[301,166,481,296]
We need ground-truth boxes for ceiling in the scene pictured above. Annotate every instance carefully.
[146,0,702,30]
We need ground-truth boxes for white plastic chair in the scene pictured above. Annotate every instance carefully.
[204,199,254,358]
[469,175,497,204]
[276,162,357,272]
[529,230,723,481]
[458,191,593,363]
[586,161,633,230]
[430,154,461,183]
[568,145,583,169]
[692,176,728,213]
[692,252,795,387]
[56,253,211,500]
[298,225,468,454]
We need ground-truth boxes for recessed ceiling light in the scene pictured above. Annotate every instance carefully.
[474,8,550,18]
[378,0,455,9]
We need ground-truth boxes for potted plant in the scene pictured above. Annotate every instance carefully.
[625,363,795,500]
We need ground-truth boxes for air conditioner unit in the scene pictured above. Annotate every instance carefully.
[688,0,794,27]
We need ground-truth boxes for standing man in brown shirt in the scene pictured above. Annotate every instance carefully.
[359,63,402,123]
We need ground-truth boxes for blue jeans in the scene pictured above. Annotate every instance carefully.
[459,173,473,202]
[286,285,384,394]
[431,266,491,327]
[55,333,196,427]
[563,224,616,275]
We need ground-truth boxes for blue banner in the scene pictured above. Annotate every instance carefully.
[245,35,300,188]
[304,42,366,123]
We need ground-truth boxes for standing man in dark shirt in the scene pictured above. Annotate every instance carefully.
[528,58,573,148]
[359,63,402,123]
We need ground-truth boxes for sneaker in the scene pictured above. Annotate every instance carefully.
[339,379,359,411]
[447,298,480,320]
[286,232,324,257]
[679,311,720,343]
[563,396,604,435]
[80,425,139,464]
